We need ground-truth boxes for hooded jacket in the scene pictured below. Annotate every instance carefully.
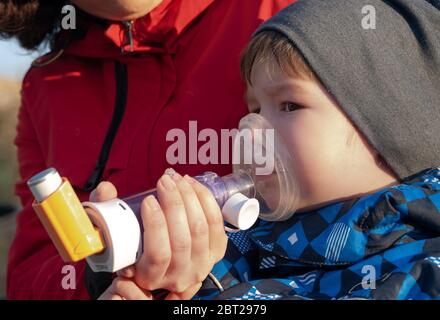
[7,0,295,300]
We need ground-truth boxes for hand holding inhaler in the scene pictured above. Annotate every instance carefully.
[92,172,232,294]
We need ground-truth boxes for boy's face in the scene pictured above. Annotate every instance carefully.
[245,62,398,212]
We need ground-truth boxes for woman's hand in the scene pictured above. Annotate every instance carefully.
[98,277,153,300]
[97,274,202,300]
[89,171,228,297]
[115,269,203,300]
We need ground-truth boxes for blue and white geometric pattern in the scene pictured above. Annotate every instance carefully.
[231,288,282,300]
[325,223,350,262]
[228,230,253,255]
[259,256,276,269]
[194,167,440,300]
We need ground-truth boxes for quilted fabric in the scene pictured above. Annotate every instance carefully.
[195,167,440,300]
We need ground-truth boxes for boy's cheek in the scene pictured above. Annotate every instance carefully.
[286,141,346,210]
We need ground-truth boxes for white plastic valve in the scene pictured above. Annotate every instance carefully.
[221,193,259,231]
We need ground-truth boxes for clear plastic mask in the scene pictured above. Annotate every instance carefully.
[233,113,301,221]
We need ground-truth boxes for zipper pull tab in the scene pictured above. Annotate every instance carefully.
[122,20,134,54]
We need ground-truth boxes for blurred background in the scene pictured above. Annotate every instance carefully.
[0,38,40,299]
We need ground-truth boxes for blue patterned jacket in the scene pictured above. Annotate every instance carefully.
[195,167,440,300]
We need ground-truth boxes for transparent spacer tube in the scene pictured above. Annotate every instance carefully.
[122,169,257,230]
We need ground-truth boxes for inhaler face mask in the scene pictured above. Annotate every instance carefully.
[233,113,301,221]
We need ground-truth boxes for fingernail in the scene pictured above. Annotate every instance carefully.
[146,195,160,211]
[160,174,176,191]
[171,172,182,182]
[89,189,97,201]
[92,185,103,201]
[164,167,176,175]
[183,175,196,184]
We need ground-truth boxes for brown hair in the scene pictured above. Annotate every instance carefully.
[240,30,316,86]
[0,1,95,51]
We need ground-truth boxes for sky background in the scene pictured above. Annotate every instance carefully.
[0,39,41,80]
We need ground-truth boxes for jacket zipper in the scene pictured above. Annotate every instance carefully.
[121,21,134,54]
[83,61,128,192]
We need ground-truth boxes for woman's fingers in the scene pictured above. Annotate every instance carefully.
[117,265,136,279]
[179,175,210,281]
[188,176,228,263]
[89,181,117,202]
[162,173,211,287]
[112,278,153,300]
[165,282,203,300]
[133,170,227,296]
[99,278,153,300]
[136,195,171,291]
[98,286,121,300]
[156,174,192,292]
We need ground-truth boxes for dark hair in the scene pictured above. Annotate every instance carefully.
[0,1,95,51]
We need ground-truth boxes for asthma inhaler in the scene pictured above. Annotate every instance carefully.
[28,168,104,262]
[28,168,260,273]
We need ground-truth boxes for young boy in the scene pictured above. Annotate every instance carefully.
[103,0,440,299]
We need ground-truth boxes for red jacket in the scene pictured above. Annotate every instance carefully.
[7,0,295,299]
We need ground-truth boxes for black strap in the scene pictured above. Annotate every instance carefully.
[83,61,128,192]
[84,263,113,300]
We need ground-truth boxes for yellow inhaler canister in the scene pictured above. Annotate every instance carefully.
[28,168,104,262]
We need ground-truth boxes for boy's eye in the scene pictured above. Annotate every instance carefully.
[281,102,301,112]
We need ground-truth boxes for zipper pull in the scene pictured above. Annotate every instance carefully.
[122,20,134,54]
